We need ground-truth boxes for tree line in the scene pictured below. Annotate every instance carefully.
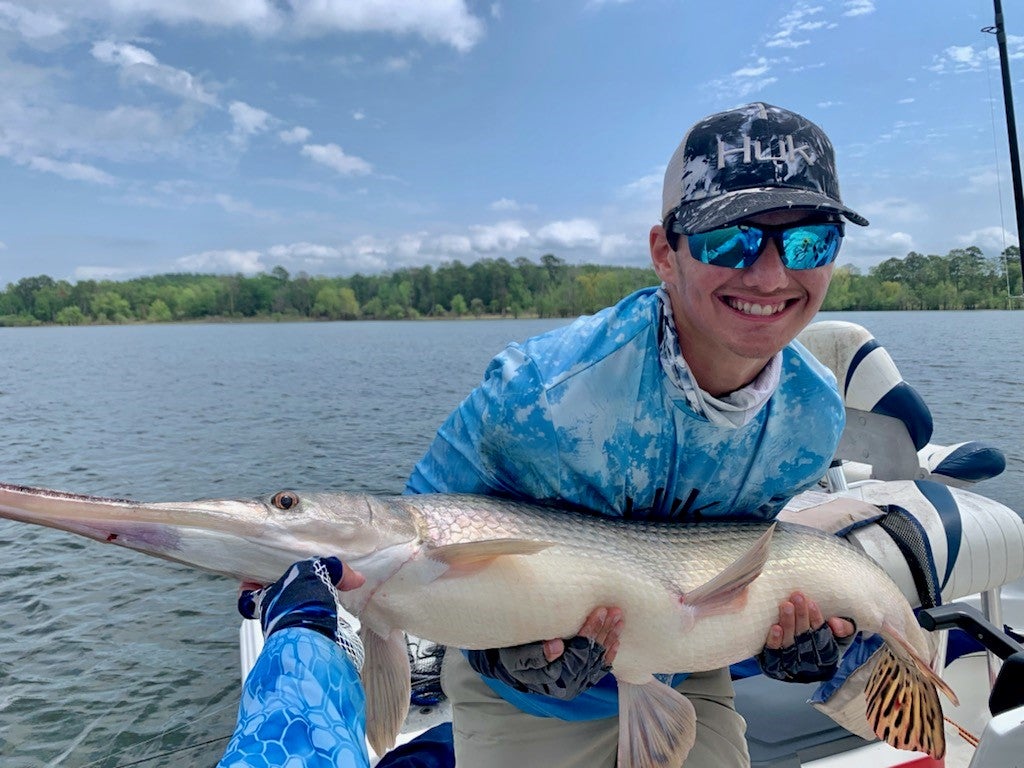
[0,255,657,326]
[0,247,1020,327]
[822,245,1022,311]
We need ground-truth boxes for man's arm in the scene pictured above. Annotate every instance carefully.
[219,558,370,768]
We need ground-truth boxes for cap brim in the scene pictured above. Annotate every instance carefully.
[674,187,869,234]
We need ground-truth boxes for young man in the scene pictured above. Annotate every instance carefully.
[406,102,868,767]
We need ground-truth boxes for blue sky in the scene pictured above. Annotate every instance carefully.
[1,0,1022,286]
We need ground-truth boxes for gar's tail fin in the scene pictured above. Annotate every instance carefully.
[866,623,958,759]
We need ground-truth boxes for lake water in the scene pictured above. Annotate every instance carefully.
[0,311,1020,767]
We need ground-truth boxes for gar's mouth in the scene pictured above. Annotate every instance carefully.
[724,297,791,316]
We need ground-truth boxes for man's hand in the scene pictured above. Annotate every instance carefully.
[466,606,624,700]
[758,591,855,683]
[238,557,367,669]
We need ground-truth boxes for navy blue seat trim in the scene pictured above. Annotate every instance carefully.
[844,339,879,394]
[846,340,934,450]
[914,480,962,591]
[874,383,933,450]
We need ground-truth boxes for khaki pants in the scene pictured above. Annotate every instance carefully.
[442,649,750,767]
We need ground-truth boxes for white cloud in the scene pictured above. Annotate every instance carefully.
[735,76,778,99]
[489,197,522,211]
[82,0,282,32]
[469,221,531,252]
[536,219,601,249]
[301,143,372,175]
[74,264,145,280]
[766,4,831,50]
[708,56,779,98]
[290,0,486,52]
[267,242,343,269]
[279,126,311,144]
[598,233,634,258]
[618,172,661,202]
[733,59,772,78]
[91,41,218,106]
[228,101,272,144]
[966,168,1002,192]
[213,193,277,218]
[856,197,928,225]
[432,234,473,255]
[176,249,265,274]
[957,226,1019,252]
[383,56,413,72]
[338,235,396,272]
[352,110,365,121]
[27,155,116,184]
[843,0,875,17]
[0,1,67,39]
[844,229,916,267]
[925,42,1016,75]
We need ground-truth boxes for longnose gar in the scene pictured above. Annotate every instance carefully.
[0,482,955,767]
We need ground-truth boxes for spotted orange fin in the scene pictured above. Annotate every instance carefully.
[866,627,957,759]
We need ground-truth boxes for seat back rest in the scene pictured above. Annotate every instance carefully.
[798,321,934,449]
[797,321,933,480]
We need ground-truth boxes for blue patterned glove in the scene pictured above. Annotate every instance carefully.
[757,623,840,683]
[239,557,364,670]
[467,635,611,700]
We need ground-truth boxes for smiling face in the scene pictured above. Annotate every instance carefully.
[650,209,836,396]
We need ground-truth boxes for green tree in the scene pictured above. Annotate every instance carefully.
[450,294,468,316]
[312,285,360,320]
[91,291,131,322]
[54,305,86,325]
[147,299,173,322]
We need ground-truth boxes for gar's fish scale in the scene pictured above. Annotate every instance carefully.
[381,495,919,679]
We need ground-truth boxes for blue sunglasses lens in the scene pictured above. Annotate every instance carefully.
[686,223,843,270]
[780,223,844,269]
[686,227,764,268]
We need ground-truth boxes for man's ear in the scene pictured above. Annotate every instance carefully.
[649,225,676,282]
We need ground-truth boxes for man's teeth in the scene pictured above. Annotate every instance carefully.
[727,298,786,316]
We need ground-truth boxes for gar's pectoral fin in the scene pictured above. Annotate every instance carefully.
[617,675,697,768]
[867,623,959,759]
[360,626,411,756]
[426,539,554,573]
[681,523,775,616]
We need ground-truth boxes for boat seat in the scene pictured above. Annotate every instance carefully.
[735,675,870,767]
[797,320,1005,485]
[784,480,1024,608]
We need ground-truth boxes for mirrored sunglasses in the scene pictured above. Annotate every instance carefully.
[680,221,845,270]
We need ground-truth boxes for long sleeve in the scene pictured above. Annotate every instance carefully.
[406,344,560,498]
[218,628,370,768]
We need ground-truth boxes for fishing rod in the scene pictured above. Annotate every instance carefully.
[983,0,1024,285]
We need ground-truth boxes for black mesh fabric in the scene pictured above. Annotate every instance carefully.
[876,504,941,609]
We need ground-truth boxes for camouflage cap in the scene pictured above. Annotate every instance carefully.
[662,102,869,234]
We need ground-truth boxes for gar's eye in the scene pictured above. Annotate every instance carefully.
[271,491,299,510]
